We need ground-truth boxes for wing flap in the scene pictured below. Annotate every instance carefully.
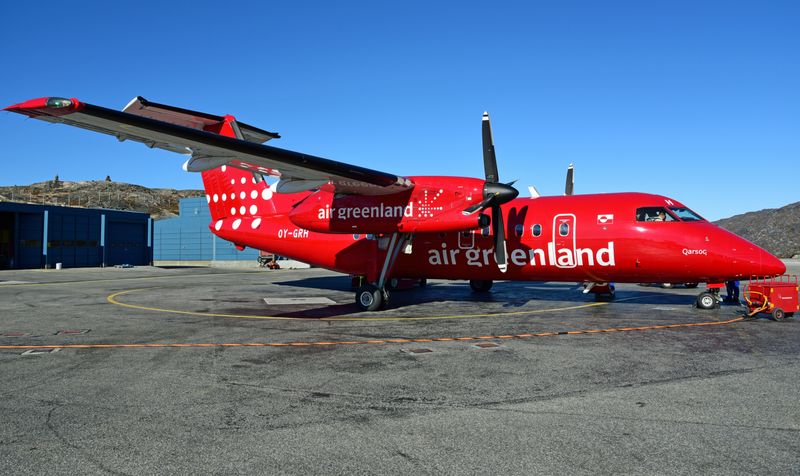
[122,97,280,144]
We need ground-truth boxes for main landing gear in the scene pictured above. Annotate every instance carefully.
[583,282,616,301]
[354,233,411,311]
[469,280,493,292]
[355,284,389,312]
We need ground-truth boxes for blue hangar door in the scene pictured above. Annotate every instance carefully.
[17,213,44,269]
[106,220,149,266]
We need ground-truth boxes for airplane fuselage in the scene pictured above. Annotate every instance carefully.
[212,184,785,284]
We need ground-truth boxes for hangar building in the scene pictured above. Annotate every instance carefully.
[0,202,153,269]
[153,197,260,265]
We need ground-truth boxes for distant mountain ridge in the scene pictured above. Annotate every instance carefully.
[0,179,204,220]
[1,180,797,258]
[714,201,800,259]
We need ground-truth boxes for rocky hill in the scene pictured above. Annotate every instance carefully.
[0,178,204,219]
[714,201,800,259]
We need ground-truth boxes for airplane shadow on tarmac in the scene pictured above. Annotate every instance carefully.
[265,276,709,318]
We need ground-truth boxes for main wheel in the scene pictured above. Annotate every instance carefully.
[469,279,493,292]
[696,292,717,310]
[355,284,383,311]
[684,283,699,289]
[772,308,786,321]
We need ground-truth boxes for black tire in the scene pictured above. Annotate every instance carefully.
[684,283,699,289]
[469,279,493,292]
[696,292,717,310]
[355,284,383,311]
[772,308,786,321]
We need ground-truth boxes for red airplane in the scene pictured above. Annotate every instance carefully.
[5,96,786,311]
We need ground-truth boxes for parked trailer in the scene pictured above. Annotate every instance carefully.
[743,275,799,320]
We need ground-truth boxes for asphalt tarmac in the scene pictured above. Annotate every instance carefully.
[1,263,798,474]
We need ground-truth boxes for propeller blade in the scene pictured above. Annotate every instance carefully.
[492,205,508,273]
[463,195,494,215]
[564,163,574,196]
[482,112,499,183]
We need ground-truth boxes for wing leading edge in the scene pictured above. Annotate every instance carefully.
[4,97,414,195]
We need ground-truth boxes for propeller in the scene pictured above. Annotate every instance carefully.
[564,163,574,195]
[462,112,519,272]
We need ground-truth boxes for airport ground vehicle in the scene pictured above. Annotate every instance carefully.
[744,275,799,320]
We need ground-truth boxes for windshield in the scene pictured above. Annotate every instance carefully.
[635,207,677,222]
[668,207,705,222]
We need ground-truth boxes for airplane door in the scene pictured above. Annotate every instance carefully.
[552,213,577,268]
[458,230,475,249]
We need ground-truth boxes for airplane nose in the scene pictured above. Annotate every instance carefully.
[760,249,786,277]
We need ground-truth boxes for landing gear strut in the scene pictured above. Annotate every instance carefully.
[354,233,410,311]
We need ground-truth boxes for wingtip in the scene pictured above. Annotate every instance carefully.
[4,97,48,112]
[4,97,80,115]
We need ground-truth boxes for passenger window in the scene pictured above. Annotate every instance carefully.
[635,207,676,222]
[559,223,569,236]
[514,224,524,238]
[531,224,542,237]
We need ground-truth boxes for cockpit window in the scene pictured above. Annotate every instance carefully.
[668,207,704,222]
[635,207,676,222]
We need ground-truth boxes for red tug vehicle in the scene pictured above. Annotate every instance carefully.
[743,275,799,320]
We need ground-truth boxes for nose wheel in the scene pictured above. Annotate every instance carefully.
[696,290,721,310]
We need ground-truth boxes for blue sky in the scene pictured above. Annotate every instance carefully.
[1,1,797,221]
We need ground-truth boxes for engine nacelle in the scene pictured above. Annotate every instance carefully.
[288,177,487,234]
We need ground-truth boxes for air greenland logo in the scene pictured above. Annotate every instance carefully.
[317,203,414,220]
[427,240,616,268]
[428,213,616,269]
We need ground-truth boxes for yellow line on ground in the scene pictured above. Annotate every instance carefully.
[106,287,632,321]
[0,317,746,350]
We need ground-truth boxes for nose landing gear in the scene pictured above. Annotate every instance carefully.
[696,283,723,309]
